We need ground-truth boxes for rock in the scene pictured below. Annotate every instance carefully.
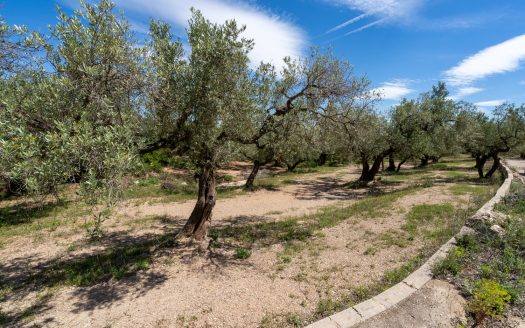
[469,212,494,224]
[490,224,505,236]
[469,210,507,224]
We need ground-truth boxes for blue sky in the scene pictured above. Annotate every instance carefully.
[2,0,525,110]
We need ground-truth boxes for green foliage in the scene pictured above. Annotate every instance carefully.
[234,247,251,260]
[0,0,140,236]
[468,279,510,324]
[433,246,466,276]
[497,191,525,215]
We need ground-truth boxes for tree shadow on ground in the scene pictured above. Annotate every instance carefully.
[0,219,252,326]
[0,200,68,228]
[290,175,402,201]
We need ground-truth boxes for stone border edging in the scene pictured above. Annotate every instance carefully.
[306,163,514,328]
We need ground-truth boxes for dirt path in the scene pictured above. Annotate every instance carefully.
[10,184,473,328]
[0,162,493,328]
[506,159,525,183]
[120,167,368,223]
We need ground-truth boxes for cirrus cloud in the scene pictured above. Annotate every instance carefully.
[445,34,525,86]
[474,100,505,108]
[112,0,307,71]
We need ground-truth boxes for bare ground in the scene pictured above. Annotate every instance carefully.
[0,162,494,328]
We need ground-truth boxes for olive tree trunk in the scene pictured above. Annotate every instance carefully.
[244,160,261,190]
[485,155,500,178]
[420,155,430,167]
[475,155,488,178]
[316,153,328,166]
[386,153,396,172]
[287,160,303,172]
[181,164,216,240]
[396,159,407,172]
[359,155,383,182]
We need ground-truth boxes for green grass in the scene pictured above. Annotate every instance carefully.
[495,189,525,215]
[403,204,455,237]
[210,186,425,249]
[234,247,251,260]
[22,234,174,288]
[449,183,489,196]
[0,200,89,240]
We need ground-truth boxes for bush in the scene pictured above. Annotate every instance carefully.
[497,191,525,215]
[141,149,194,172]
[469,279,510,324]
[234,247,251,260]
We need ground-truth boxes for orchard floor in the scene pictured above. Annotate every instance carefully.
[0,158,500,327]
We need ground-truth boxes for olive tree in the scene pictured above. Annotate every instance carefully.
[143,12,259,240]
[416,83,458,166]
[0,18,42,76]
[457,103,525,178]
[242,51,357,189]
[0,0,142,236]
[388,99,427,172]
[323,84,383,182]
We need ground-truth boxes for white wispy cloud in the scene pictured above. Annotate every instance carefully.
[112,0,306,70]
[324,0,421,35]
[372,80,414,100]
[327,13,368,34]
[474,100,505,108]
[344,18,386,35]
[444,34,525,86]
[334,0,421,21]
[451,86,484,100]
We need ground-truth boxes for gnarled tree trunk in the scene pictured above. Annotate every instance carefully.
[475,155,488,178]
[485,155,500,178]
[420,155,430,167]
[245,160,261,190]
[396,159,407,172]
[287,160,303,172]
[316,153,328,166]
[181,164,216,240]
[359,155,383,182]
[386,153,396,172]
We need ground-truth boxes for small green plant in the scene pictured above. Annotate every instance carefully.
[222,174,234,182]
[433,246,465,276]
[234,247,251,260]
[456,233,478,251]
[316,298,344,317]
[286,314,303,327]
[468,279,510,324]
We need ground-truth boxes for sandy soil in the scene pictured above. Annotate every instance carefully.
[122,167,365,222]
[0,163,487,328]
[355,280,468,328]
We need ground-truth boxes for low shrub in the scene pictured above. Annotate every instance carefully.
[468,279,510,324]
[234,247,251,260]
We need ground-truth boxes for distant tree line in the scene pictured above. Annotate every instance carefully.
[1,0,524,239]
